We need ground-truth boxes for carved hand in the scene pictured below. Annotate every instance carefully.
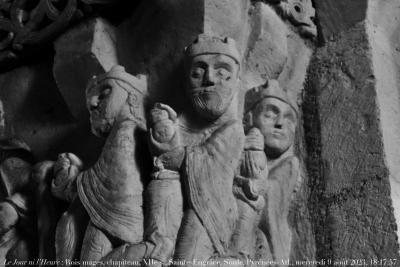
[236,173,267,200]
[53,153,83,186]
[154,147,185,172]
[0,202,18,235]
[241,150,267,179]
[149,103,181,155]
[244,127,264,151]
[150,103,178,143]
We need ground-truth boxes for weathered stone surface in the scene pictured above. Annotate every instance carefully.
[305,21,399,261]
[243,81,301,265]
[265,0,317,40]
[0,138,35,264]
[314,0,367,42]
[53,18,117,120]
[242,3,288,89]
[53,65,149,263]
[278,27,312,105]
[367,0,400,241]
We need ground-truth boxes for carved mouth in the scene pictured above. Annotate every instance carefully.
[192,86,218,94]
[298,24,317,37]
[272,131,286,138]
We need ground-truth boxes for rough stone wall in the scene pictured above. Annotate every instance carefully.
[305,9,399,264]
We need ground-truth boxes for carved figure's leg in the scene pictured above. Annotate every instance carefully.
[144,179,183,263]
[80,221,112,266]
[100,179,183,265]
[174,209,214,265]
[55,197,89,266]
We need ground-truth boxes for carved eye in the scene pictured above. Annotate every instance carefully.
[285,110,296,124]
[294,5,302,13]
[263,110,277,119]
[191,67,205,79]
[216,68,231,80]
[99,88,111,100]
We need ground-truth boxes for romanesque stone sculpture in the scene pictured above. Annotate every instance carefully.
[231,126,269,260]
[266,0,317,39]
[102,34,245,267]
[0,101,36,265]
[99,103,184,266]
[96,34,246,267]
[141,103,183,263]
[50,33,300,267]
[0,140,35,265]
[161,34,245,263]
[244,80,300,265]
[51,65,147,265]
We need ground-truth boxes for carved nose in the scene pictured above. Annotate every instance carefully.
[275,115,284,129]
[203,69,216,86]
[89,96,99,111]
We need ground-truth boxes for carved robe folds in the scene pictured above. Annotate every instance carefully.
[261,151,300,265]
[77,120,143,244]
[175,119,244,260]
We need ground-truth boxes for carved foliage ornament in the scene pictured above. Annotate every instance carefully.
[0,0,118,69]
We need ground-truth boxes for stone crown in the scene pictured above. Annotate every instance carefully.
[245,80,299,115]
[185,34,241,65]
[86,65,147,96]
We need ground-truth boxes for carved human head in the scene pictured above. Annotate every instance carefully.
[184,34,241,121]
[86,65,146,137]
[244,80,298,159]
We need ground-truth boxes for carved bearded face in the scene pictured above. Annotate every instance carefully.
[253,97,297,159]
[187,54,240,120]
[86,79,128,137]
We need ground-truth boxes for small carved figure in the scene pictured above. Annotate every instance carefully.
[244,80,300,265]
[266,0,317,39]
[52,65,147,265]
[141,102,183,264]
[230,127,268,260]
[150,34,245,264]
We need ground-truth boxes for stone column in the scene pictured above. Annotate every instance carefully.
[305,0,399,262]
